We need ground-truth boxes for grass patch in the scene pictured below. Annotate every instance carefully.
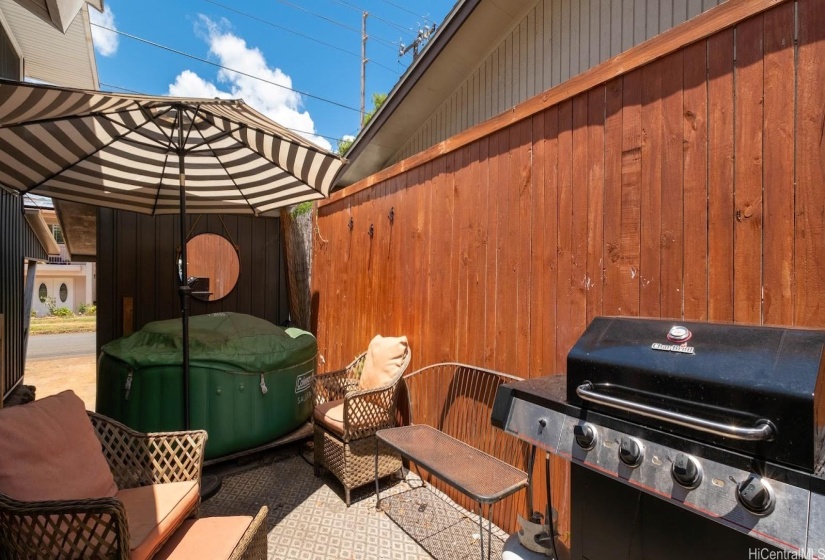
[31,315,96,335]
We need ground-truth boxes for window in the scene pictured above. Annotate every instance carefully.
[50,224,64,244]
[38,283,47,302]
[59,283,68,303]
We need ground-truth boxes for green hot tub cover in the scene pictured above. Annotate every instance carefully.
[97,312,317,460]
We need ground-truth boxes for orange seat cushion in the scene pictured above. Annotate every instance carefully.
[154,516,254,560]
[314,399,345,436]
[358,335,409,391]
[116,481,200,560]
[0,390,118,502]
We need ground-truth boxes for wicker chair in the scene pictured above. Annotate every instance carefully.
[313,345,411,506]
[0,411,207,560]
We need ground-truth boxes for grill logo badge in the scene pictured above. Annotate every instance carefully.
[651,326,695,355]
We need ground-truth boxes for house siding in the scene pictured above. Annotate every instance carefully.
[390,0,724,164]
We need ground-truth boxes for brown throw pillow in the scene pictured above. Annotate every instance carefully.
[0,390,118,502]
[358,335,409,391]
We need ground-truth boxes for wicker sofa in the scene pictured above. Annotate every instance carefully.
[0,391,267,560]
[313,335,411,505]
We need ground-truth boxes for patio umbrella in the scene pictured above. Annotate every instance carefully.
[0,79,345,428]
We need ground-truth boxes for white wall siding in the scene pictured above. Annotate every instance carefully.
[390,0,725,164]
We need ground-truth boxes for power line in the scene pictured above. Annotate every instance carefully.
[377,0,434,24]
[90,23,361,113]
[270,0,399,49]
[325,0,418,37]
[201,0,400,75]
[204,0,357,58]
[99,81,344,143]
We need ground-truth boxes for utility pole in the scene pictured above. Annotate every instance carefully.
[360,12,368,127]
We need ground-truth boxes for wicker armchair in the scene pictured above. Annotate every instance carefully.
[0,411,207,560]
[313,341,411,505]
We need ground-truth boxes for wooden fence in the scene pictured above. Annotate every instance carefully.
[313,0,825,546]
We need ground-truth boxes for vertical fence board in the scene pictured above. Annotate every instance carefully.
[543,107,560,375]
[529,113,548,377]
[733,16,765,323]
[660,51,685,319]
[512,119,533,375]
[603,80,623,314]
[762,3,795,326]
[621,70,643,317]
[707,29,735,322]
[586,88,606,323]
[682,41,709,320]
[556,99,575,369]
[494,126,517,371]
[795,0,825,326]
[570,94,589,354]
[640,60,663,317]
[484,131,504,369]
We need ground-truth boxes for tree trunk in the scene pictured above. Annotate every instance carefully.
[280,204,314,331]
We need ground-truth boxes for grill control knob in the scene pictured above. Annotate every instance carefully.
[671,453,702,489]
[737,475,775,515]
[573,423,597,450]
[619,437,643,467]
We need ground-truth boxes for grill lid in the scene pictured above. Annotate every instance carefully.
[566,317,825,473]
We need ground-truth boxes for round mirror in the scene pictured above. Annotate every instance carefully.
[183,233,240,302]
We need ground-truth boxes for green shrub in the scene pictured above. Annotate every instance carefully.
[77,303,97,315]
[52,307,73,317]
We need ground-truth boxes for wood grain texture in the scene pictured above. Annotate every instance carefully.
[312,2,825,535]
[707,29,735,322]
[640,60,663,317]
[795,0,825,326]
[733,15,765,324]
[660,51,684,319]
[682,41,709,320]
[762,2,795,326]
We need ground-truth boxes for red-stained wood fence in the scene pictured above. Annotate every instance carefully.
[313,0,825,550]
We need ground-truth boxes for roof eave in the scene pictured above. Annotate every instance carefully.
[332,0,482,188]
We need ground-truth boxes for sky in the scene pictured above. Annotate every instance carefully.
[89,0,454,152]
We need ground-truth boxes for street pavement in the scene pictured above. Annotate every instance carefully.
[27,332,96,360]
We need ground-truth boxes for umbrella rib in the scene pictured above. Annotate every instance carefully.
[19,113,161,194]
[137,104,173,146]
[150,140,177,216]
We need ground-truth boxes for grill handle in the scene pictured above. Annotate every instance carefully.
[575,382,775,441]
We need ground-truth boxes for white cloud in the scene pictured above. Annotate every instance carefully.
[168,17,331,151]
[89,5,119,57]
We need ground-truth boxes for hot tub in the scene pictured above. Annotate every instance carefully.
[96,312,316,460]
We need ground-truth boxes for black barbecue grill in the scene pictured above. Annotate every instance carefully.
[492,317,825,559]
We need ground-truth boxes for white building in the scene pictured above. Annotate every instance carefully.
[24,195,96,316]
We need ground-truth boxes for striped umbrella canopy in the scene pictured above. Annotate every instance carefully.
[0,79,346,428]
[0,79,344,214]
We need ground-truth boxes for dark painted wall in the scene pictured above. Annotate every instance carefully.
[0,20,21,81]
[0,193,48,400]
[1,191,23,399]
[96,209,289,353]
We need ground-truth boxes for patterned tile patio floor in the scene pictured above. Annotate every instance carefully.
[201,441,508,560]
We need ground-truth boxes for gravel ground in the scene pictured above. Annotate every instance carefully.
[25,355,96,411]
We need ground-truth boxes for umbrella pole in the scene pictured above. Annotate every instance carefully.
[177,108,192,430]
